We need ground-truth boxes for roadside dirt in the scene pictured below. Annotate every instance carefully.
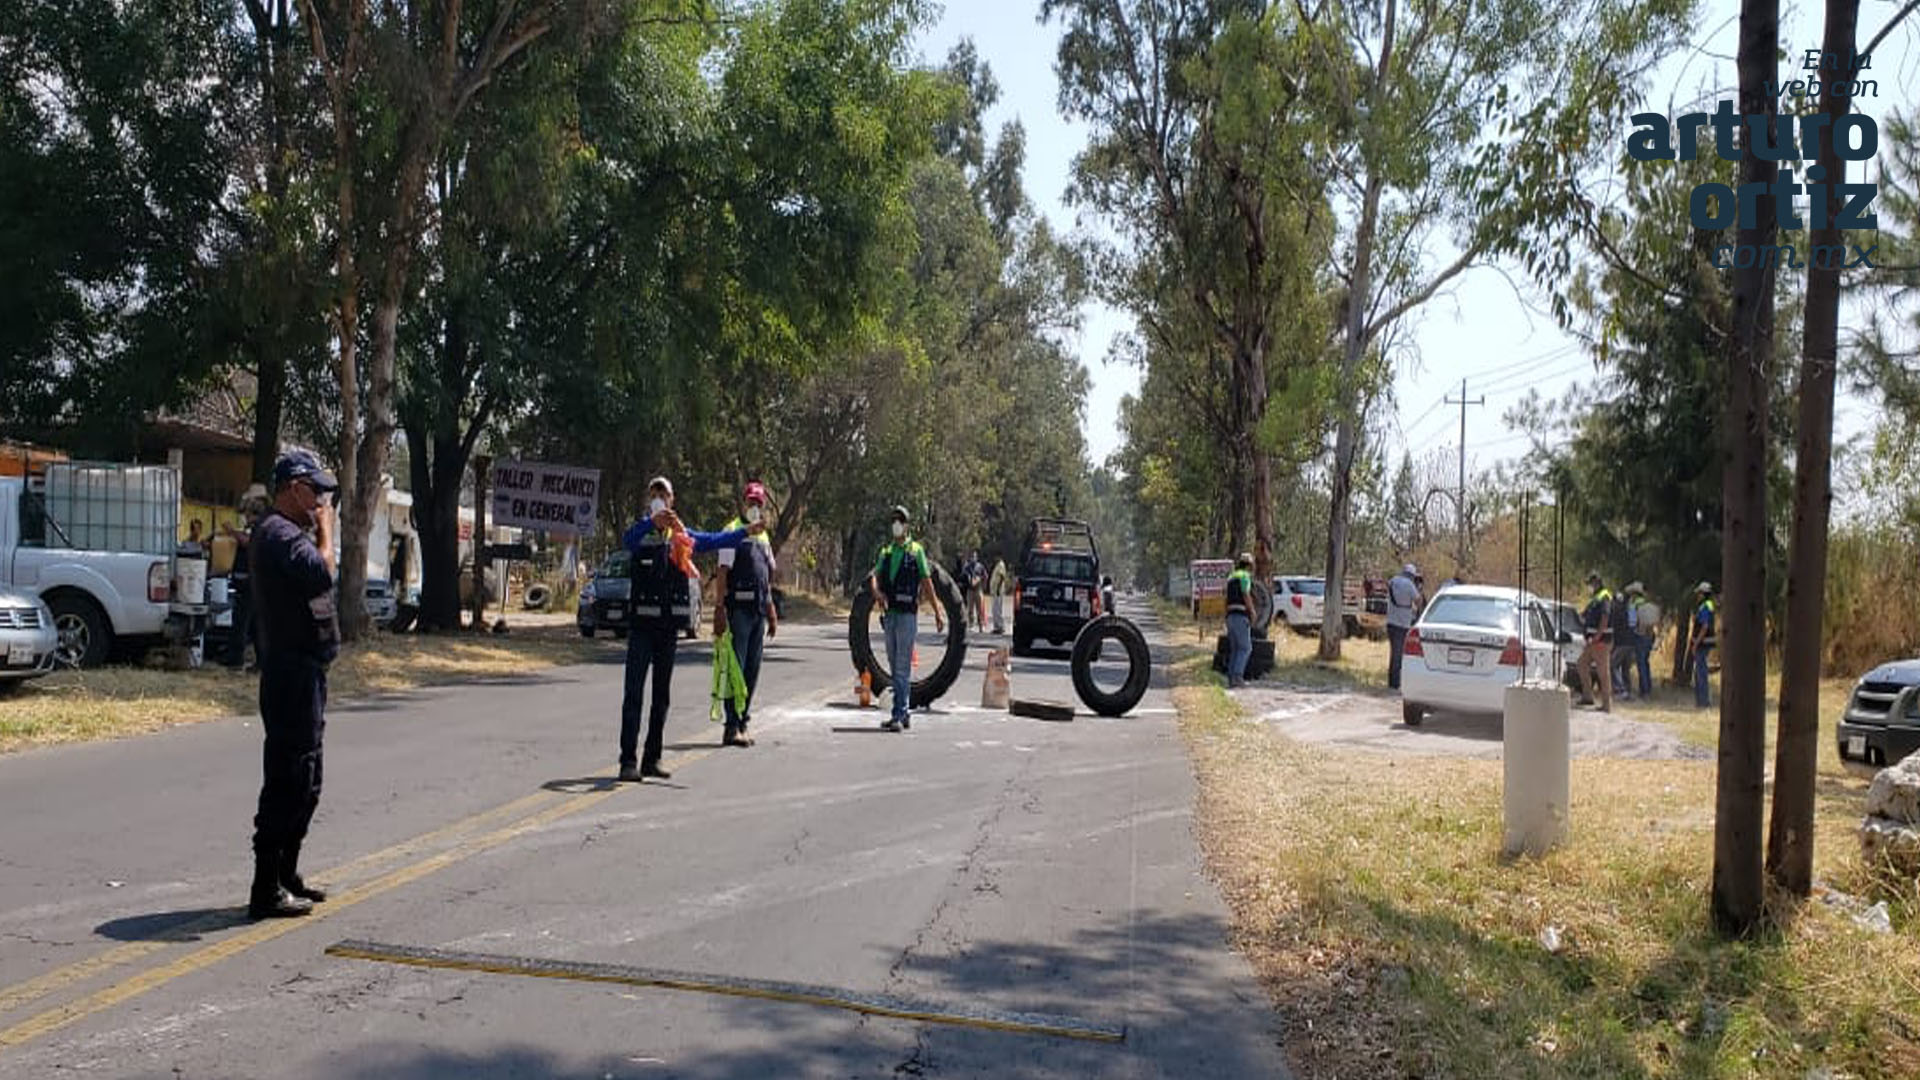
[1229,684,1708,761]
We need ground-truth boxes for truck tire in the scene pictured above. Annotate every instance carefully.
[1402,702,1426,727]
[1070,615,1152,717]
[1211,634,1274,680]
[47,591,111,669]
[848,563,967,708]
[523,583,552,610]
[1248,580,1273,638]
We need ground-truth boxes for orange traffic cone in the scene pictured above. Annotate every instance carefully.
[857,669,873,708]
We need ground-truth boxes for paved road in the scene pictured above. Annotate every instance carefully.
[0,600,1289,1078]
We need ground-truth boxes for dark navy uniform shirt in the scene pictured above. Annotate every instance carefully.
[250,512,338,666]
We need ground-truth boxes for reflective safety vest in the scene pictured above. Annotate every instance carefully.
[724,518,774,616]
[1583,588,1614,634]
[1225,569,1253,616]
[875,540,928,614]
[630,532,691,621]
[1695,598,1717,648]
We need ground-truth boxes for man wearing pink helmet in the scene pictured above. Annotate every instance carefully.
[714,481,779,746]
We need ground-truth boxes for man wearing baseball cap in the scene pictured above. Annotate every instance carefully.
[714,481,778,747]
[617,477,760,780]
[244,449,340,918]
[1687,582,1717,708]
[1386,563,1423,691]
[869,505,943,731]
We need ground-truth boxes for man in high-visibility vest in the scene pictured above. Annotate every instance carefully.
[869,506,944,731]
[1687,582,1716,709]
[713,481,778,748]
[1225,553,1255,688]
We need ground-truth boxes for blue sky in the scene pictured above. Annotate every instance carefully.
[911,0,1917,483]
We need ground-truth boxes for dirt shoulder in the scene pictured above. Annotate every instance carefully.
[1167,634,1920,1080]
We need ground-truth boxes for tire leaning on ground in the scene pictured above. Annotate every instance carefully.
[847,563,968,708]
[1069,614,1152,717]
[523,583,552,610]
[46,590,111,668]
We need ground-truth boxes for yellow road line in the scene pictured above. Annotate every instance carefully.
[0,785,621,1051]
[0,788,561,1019]
[325,940,1128,1044]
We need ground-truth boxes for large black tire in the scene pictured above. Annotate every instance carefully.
[47,591,111,668]
[1248,580,1274,639]
[1211,633,1274,680]
[1070,615,1152,717]
[848,563,968,708]
[523,583,552,610]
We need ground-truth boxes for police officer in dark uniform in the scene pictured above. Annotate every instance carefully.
[715,481,778,748]
[246,450,340,919]
[618,477,757,781]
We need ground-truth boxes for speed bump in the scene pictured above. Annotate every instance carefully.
[325,939,1125,1043]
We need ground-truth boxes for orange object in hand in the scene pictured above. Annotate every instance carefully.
[667,528,699,583]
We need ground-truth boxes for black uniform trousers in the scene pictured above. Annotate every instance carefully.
[619,617,681,768]
[252,656,327,859]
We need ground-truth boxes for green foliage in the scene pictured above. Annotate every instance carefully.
[0,0,249,445]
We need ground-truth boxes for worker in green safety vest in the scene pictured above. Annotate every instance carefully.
[869,505,944,732]
[1225,553,1255,688]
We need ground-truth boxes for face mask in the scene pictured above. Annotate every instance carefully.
[746,506,763,524]
[648,497,667,516]
[890,521,906,539]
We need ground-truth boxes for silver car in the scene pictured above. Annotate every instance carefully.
[0,585,58,689]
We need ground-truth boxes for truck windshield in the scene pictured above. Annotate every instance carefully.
[1025,553,1096,582]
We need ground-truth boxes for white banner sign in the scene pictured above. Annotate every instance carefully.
[491,460,601,534]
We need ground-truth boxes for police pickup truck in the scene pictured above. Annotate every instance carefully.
[1012,518,1101,657]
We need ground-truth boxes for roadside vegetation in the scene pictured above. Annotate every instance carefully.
[0,628,612,753]
[1170,640,1920,1079]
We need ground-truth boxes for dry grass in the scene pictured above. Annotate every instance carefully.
[1171,647,1920,1080]
[0,626,612,754]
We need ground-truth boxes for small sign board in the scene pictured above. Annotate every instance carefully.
[491,460,600,534]
[484,542,533,563]
[1189,558,1233,619]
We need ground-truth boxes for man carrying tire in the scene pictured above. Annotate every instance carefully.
[869,506,943,732]
[714,481,778,748]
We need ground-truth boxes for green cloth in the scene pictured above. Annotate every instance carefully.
[710,628,749,723]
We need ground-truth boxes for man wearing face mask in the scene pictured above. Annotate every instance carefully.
[618,478,759,781]
[869,505,944,732]
[713,481,778,747]
[244,450,341,919]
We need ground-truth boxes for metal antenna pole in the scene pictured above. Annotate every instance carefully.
[1444,378,1485,571]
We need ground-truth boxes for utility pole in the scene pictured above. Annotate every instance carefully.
[1444,378,1484,572]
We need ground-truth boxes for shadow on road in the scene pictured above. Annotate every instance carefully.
[95,907,250,942]
[540,777,620,794]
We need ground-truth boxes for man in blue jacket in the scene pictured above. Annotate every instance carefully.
[617,477,760,781]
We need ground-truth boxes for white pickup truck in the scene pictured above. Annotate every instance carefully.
[0,463,211,667]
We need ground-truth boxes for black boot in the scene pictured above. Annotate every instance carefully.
[248,853,312,919]
[279,843,327,903]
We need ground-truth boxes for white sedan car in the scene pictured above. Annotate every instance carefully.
[1400,585,1573,727]
[0,584,58,691]
[1271,576,1326,631]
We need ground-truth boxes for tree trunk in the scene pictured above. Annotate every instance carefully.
[1767,0,1857,900]
[1320,174,1385,662]
[1713,0,1780,938]
[251,345,285,483]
